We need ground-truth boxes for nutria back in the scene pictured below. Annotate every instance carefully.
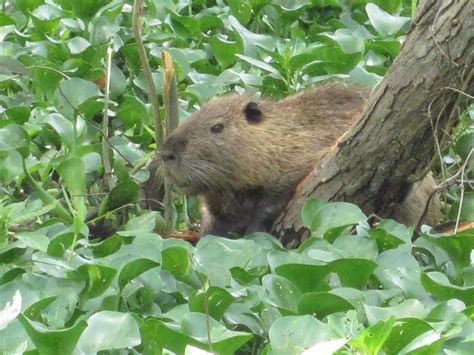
[160,84,369,235]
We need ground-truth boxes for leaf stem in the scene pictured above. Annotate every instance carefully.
[132,0,163,147]
[103,46,114,192]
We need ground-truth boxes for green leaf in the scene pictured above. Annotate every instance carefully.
[449,192,474,222]
[67,37,91,54]
[162,246,190,279]
[301,198,326,229]
[298,292,354,319]
[76,311,140,353]
[323,29,365,54]
[236,54,285,81]
[57,157,86,219]
[16,0,45,14]
[228,0,252,25]
[15,231,49,252]
[46,113,74,150]
[454,132,473,160]
[116,95,150,128]
[421,272,474,306]
[54,78,101,118]
[365,300,426,324]
[19,309,87,355]
[329,258,377,288]
[310,202,366,238]
[4,106,31,124]
[141,314,252,354]
[0,290,21,331]
[208,37,241,69]
[276,264,330,293]
[269,315,339,354]
[71,264,117,301]
[383,318,433,354]
[188,287,234,321]
[118,258,160,291]
[0,124,30,158]
[262,274,302,313]
[70,0,109,20]
[105,180,140,211]
[366,3,410,37]
[350,317,395,355]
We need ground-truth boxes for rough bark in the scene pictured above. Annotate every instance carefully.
[273,0,474,247]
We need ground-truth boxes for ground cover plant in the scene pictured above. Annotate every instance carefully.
[0,0,473,353]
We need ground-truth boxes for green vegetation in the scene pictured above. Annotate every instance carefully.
[0,0,472,353]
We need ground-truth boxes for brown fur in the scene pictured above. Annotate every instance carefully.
[160,84,439,236]
[160,84,369,235]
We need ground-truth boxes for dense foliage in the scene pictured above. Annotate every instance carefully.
[0,0,473,353]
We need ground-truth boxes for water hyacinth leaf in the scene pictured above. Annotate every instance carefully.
[298,292,354,319]
[328,258,378,288]
[141,315,252,354]
[301,198,326,229]
[448,192,474,222]
[105,180,140,211]
[19,311,87,355]
[365,300,427,325]
[75,311,141,353]
[227,0,252,25]
[181,313,252,352]
[350,317,395,354]
[118,258,160,291]
[57,157,86,218]
[90,235,123,258]
[4,106,30,124]
[419,234,474,275]
[0,290,22,332]
[121,211,159,235]
[454,132,474,160]
[323,29,365,54]
[116,95,150,128]
[15,231,49,252]
[0,268,26,286]
[269,315,336,354]
[262,274,302,313]
[208,37,241,69]
[229,15,275,57]
[383,318,433,354]
[275,263,330,293]
[46,113,74,150]
[196,236,258,270]
[366,3,410,37]
[236,54,285,81]
[161,246,190,279]
[15,0,45,14]
[54,78,101,118]
[421,272,474,306]
[310,202,366,237]
[69,264,116,301]
[70,0,109,20]
[188,287,234,320]
[67,37,91,54]
[0,124,30,158]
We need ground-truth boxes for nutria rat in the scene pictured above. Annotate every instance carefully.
[159,83,439,236]
[160,84,372,235]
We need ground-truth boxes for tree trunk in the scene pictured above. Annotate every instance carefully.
[273,0,474,247]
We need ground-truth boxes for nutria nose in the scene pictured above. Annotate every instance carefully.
[160,136,188,162]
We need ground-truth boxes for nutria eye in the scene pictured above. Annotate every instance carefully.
[210,123,224,133]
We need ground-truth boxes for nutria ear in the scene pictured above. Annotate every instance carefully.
[244,102,262,123]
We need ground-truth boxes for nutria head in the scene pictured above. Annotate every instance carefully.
[160,94,282,195]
